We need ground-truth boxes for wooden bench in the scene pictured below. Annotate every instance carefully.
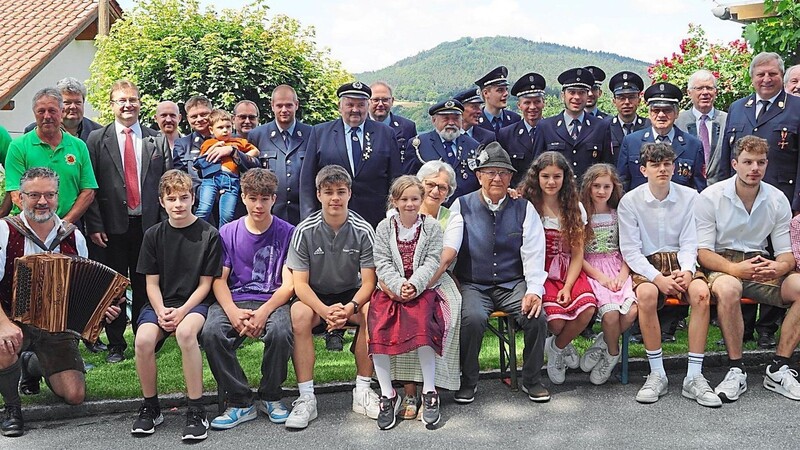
[486,311,519,390]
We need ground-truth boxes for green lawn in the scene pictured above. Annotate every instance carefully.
[20,322,759,405]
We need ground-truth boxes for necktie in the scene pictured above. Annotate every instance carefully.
[699,115,711,164]
[622,123,633,136]
[528,126,537,143]
[756,100,770,121]
[281,130,290,151]
[491,117,501,132]
[445,141,457,167]
[657,135,671,145]
[123,128,140,209]
[570,119,580,140]
[350,128,362,173]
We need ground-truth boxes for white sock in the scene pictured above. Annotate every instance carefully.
[371,355,394,398]
[687,352,704,378]
[355,375,372,391]
[298,380,314,396]
[417,346,437,393]
[646,348,666,378]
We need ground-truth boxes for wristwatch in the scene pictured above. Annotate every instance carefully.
[349,300,359,313]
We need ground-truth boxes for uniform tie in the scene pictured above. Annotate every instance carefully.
[281,130,290,151]
[350,127,362,172]
[622,123,633,136]
[570,119,580,140]
[756,99,771,121]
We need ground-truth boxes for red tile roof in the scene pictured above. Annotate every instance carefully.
[0,0,122,107]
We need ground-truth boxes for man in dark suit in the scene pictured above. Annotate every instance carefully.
[605,71,650,164]
[84,80,167,363]
[617,82,707,192]
[454,88,496,145]
[405,99,480,203]
[675,69,728,185]
[368,81,417,166]
[533,68,613,181]
[247,85,312,225]
[498,72,546,186]
[474,66,521,133]
[300,82,401,228]
[584,66,610,119]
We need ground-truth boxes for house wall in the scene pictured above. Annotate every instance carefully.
[0,40,100,138]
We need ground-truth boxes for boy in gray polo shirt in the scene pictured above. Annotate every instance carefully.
[284,165,379,429]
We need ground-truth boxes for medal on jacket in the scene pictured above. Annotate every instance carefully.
[779,128,789,150]
[362,132,373,161]
[678,161,692,177]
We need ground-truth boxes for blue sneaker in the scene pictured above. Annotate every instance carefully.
[258,400,290,424]
[210,405,257,430]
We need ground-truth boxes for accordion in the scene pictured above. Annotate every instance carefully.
[11,253,130,342]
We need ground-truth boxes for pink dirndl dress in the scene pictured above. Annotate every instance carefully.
[584,211,636,316]
[541,217,597,322]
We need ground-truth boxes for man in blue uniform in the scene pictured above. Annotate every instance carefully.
[617,82,707,192]
[454,88,496,145]
[585,66,610,119]
[405,99,480,203]
[368,82,417,167]
[474,66,521,133]
[605,71,650,164]
[497,72,546,186]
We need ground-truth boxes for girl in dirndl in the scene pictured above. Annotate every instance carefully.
[519,151,597,385]
[369,175,445,430]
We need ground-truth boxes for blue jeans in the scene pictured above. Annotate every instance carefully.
[196,172,240,226]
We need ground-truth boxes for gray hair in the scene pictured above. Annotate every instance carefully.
[687,69,717,90]
[416,160,457,200]
[315,164,352,190]
[21,166,60,188]
[784,64,800,84]
[369,81,393,96]
[32,88,63,109]
[56,77,87,99]
[233,100,259,116]
[750,52,785,78]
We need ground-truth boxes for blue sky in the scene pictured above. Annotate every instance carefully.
[117,0,746,73]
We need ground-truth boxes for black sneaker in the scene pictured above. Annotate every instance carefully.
[377,395,401,430]
[19,352,40,396]
[131,402,163,435]
[522,383,551,403]
[182,406,209,441]
[758,333,777,349]
[83,339,108,353]
[422,391,441,427]
[453,385,477,404]
[106,347,126,364]
[1,405,24,437]
[325,330,345,352]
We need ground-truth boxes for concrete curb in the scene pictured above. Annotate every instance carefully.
[23,348,787,423]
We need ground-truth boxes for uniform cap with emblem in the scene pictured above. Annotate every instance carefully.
[336,81,372,99]
[475,66,510,88]
[558,68,595,91]
[428,99,464,116]
[609,71,644,95]
[584,66,606,88]
[473,141,517,172]
[453,88,484,104]
[511,72,546,98]
[644,82,682,107]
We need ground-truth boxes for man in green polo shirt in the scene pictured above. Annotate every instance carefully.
[0,125,10,165]
[4,88,97,224]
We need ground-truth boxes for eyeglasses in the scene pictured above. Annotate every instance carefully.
[111,98,139,106]
[21,191,57,201]
[236,114,258,121]
[370,97,393,104]
[690,86,717,92]
[615,94,639,102]
[423,181,449,193]
[480,170,513,179]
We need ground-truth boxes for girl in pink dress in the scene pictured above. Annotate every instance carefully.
[519,151,597,385]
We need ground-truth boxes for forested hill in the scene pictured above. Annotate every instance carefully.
[356,36,650,102]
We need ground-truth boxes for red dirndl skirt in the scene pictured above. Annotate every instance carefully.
[368,288,444,356]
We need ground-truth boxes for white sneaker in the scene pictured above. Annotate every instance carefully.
[580,332,607,372]
[635,372,668,403]
[563,342,580,370]
[764,364,800,401]
[545,336,566,385]
[590,350,619,385]
[352,387,380,419]
[285,394,317,429]
[682,374,722,408]
[714,367,747,402]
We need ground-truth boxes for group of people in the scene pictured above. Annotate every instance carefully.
[1,49,800,441]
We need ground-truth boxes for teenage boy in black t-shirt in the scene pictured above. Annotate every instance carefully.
[130,170,223,441]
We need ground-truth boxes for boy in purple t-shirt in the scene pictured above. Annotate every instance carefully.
[200,169,295,430]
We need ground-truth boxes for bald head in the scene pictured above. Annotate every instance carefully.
[155,101,181,136]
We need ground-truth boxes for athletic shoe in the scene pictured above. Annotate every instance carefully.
[182,405,209,441]
[131,402,163,435]
[210,405,257,430]
[399,394,421,420]
[580,332,607,373]
[352,387,380,419]
[545,336,566,385]
[285,394,317,429]
[377,395,402,430]
[682,374,723,408]
[635,372,668,404]
[422,391,441,427]
[1,405,24,437]
[453,385,477,404]
[520,383,551,403]
[590,350,620,386]
[563,342,580,370]
[764,364,800,401]
[714,367,747,402]
[258,400,290,424]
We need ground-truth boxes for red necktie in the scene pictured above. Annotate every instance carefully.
[123,128,140,209]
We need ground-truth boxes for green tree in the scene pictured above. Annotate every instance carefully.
[744,0,800,64]
[88,0,349,128]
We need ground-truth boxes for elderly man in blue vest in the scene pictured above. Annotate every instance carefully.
[450,142,549,404]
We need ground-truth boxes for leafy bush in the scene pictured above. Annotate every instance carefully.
[744,0,800,64]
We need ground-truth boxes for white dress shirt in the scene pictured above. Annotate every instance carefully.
[695,175,792,256]
[114,121,143,181]
[0,214,89,280]
[618,182,698,281]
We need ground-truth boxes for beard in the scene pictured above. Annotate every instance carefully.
[24,208,54,224]
[436,127,461,142]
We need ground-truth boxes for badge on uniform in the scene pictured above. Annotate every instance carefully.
[270,130,276,137]
[467,158,477,171]
[779,128,790,150]
[677,135,684,143]
[362,132,373,161]
[677,161,692,177]
[297,130,302,137]
[411,136,420,150]
[745,98,754,107]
